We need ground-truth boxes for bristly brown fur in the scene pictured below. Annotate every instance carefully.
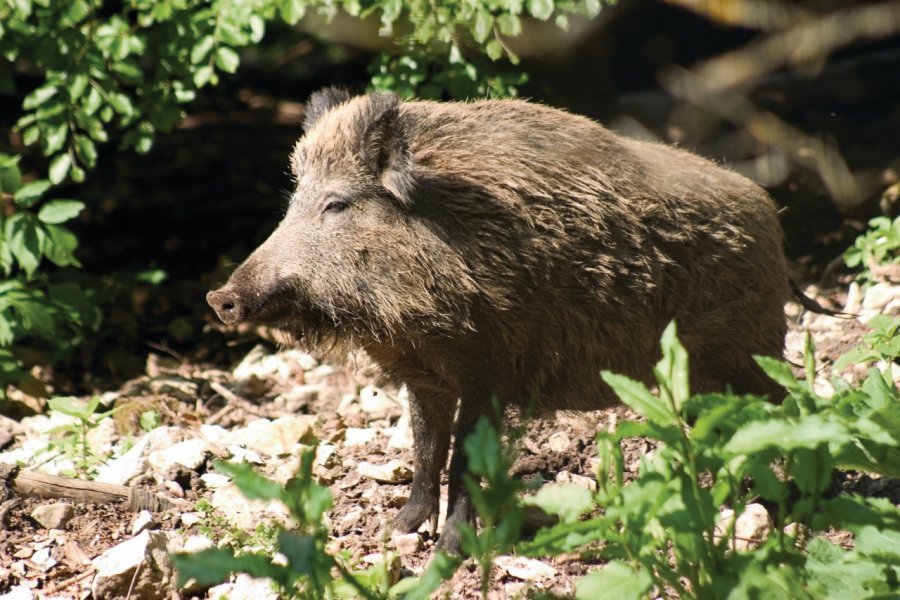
[208,90,791,552]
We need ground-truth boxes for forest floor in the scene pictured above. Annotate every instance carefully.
[0,275,898,600]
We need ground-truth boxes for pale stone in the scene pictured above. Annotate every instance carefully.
[716,503,773,550]
[495,555,558,581]
[148,437,209,473]
[131,510,156,536]
[387,407,413,449]
[343,427,377,447]
[200,472,231,489]
[555,471,597,492]
[547,432,571,453]
[31,503,74,530]
[227,415,317,456]
[91,530,179,600]
[390,532,423,556]
[182,535,215,553]
[210,483,290,531]
[180,513,203,527]
[863,283,898,310]
[207,573,279,600]
[357,460,413,484]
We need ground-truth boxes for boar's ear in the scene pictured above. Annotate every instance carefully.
[303,87,352,133]
[361,92,415,207]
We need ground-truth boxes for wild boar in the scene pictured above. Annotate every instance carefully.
[207,88,789,552]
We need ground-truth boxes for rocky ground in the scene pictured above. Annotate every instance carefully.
[0,279,898,600]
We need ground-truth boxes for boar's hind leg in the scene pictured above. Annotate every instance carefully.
[392,385,455,535]
[437,395,494,554]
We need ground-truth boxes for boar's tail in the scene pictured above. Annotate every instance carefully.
[789,278,855,318]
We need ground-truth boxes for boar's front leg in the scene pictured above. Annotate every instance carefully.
[392,384,454,535]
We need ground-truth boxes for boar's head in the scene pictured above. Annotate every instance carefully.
[206,89,474,350]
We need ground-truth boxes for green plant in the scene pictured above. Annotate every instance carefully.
[833,315,900,375]
[0,154,99,396]
[175,448,401,599]
[45,394,114,475]
[519,323,900,599]
[844,215,900,284]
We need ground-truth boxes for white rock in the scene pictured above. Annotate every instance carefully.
[180,513,203,527]
[357,460,413,484]
[387,407,413,449]
[207,573,279,600]
[211,483,290,531]
[339,508,364,527]
[390,532,423,556]
[547,432,571,453]
[495,556,558,582]
[91,530,179,600]
[95,435,150,485]
[30,546,58,571]
[716,503,773,550]
[359,385,395,415]
[233,345,302,382]
[343,427,377,447]
[1,585,34,600]
[131,510,156,536]
[200,472,232,489]
[182,535,215,553]
[555,471,597,492]
[199,424,231,445]
[863,283,898,310]
[227,415,316,456]
[845,281,862,313]
[148,437,209,473]
[31,503,74,530]
[226,446,264,465]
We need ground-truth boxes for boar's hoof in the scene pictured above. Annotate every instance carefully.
[206,288,244,324]
[393,498,439,536]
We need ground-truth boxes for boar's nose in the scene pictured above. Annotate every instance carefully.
[206,288,244,324]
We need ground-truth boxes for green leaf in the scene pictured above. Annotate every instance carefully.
[278,0,306,25]
[107,93,133,117]
[13,180,51,207]
[602,371,673,426]
[472,11,493,43]
[214,460,286,501]
[215,46,240,73]
[528,0,554,20]
[524,483,593,523]
[655,321,689,412]
[23,85,57,109]
[48,396,94,419]
[726,416,852,454]
[191,35,215,65]
[754,355,799,390]
[855,525,900,560]
[173,548,282,587]
[576,562,653,600]
[0,155,22,194]
[6,213,41,277]
[38,200,84,224]
[74,135,97,168]
[48,153,71,184]
[42,224,80,267]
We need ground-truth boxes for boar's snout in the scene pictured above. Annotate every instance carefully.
[206,287,245,325]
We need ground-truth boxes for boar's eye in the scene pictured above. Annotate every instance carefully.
[322,198,349,214]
